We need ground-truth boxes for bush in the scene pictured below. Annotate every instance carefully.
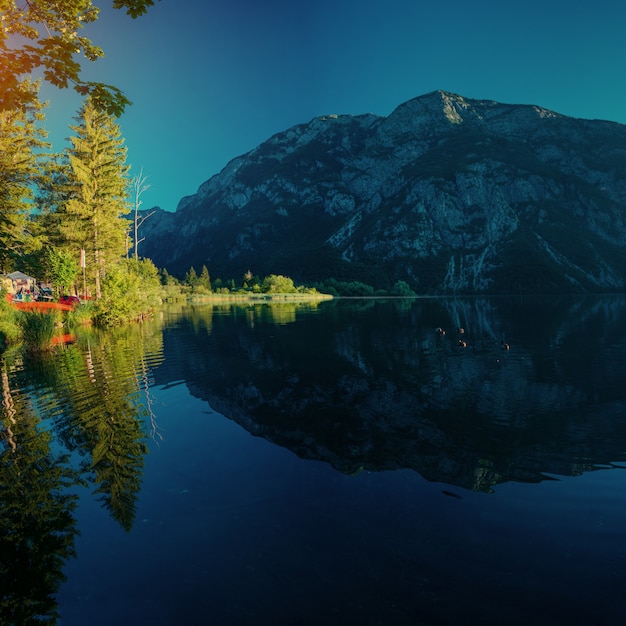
[0,314,20,350]
[92,259,162,327]
[261,274,297,293]
[391,280,417,297]
[65,300,95,328]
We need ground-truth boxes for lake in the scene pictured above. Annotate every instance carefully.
[2,295,626,625]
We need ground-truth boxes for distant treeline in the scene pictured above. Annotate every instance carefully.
[163,265,417,297]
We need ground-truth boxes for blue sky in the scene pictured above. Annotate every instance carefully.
[39,0,626,212]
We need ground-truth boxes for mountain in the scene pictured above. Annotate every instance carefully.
[140,90,626,294]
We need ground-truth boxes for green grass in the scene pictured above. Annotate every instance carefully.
[18,311,59,351]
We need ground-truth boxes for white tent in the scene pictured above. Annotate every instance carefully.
[7,271,35,283]
[6,271,36,294]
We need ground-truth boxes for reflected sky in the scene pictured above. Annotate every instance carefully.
[58,378,626,626]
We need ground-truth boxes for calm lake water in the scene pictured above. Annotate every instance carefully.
[2,295,626,625]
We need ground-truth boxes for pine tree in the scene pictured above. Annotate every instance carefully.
[198,265,211,290]
[0,82,49,272]
[63,99,130,298]
[185,266,198,287]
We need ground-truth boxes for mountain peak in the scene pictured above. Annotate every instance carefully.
[141,92,626,294]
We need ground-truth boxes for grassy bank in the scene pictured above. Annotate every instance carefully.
[186,292,334,303]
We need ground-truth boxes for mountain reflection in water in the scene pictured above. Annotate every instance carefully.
[158,295,626,492]
[1,295,626,625]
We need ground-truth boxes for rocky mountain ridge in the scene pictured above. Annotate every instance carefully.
[140,90,626,293]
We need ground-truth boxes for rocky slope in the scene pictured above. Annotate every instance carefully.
[140,90,626,293]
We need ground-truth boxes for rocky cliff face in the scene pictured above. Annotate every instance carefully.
[141,90,626,293]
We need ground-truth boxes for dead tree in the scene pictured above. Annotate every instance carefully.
[132,167,155,260]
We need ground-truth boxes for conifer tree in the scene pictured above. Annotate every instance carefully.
[185,266,198,287]
[0,82,49,272]
[198,265,211,290]
[63,99,130,298]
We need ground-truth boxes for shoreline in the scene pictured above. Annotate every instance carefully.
[182,292,334,303]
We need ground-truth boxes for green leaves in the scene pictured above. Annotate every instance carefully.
[0,0,157,115]
[45,247,80,295]
[76,82,132,118]
[113,0,159,19]
[61,98,131,295]
[0,85,50,271]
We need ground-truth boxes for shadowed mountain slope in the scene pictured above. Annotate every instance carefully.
[141,91,626,293]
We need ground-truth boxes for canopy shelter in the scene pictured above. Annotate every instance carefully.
[6,271,36,295]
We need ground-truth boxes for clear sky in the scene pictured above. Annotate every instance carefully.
[38,0,626,212]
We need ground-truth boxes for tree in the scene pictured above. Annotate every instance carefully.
[130,167,154,260]
[261,274,297,293]
[0,0,159,115]
[185,266,198,287]
[63,98,130,298]
[159,267,178,286]
[0,81,49,272]
[391,280,417,297]
[198,265,211,290]
[45,247,80,296]
[93,258,161,326]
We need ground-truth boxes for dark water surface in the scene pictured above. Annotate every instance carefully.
[2,296,626,625]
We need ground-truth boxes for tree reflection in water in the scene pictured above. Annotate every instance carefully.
[157,295,626,493]
[3,296,626,624]
[0,319,164,624]
[0,356,81,625]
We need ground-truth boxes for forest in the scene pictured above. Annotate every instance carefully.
[1,85,163,324]
[0,1,169,335]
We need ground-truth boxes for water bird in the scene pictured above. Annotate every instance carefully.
[501,341,510,350]
[436,327,446,335]
[458,327,465,334]
[458,339,467,348]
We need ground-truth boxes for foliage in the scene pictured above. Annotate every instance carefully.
[184,266,198,287]
[0,0,159,115]
[62,98,130,297]
[310,277,418,297]
[159,267,179,286]
[198,265,211,290]
[315,278,377,297]
[261,274,297,293]
[17,310,58,351]
[92,258,161,326]
[45,246,80,296]
[0,82,49,272]
[65,299,95,328]
[391,280,417,297]
[0,293,20,349]
[242,269,261,291]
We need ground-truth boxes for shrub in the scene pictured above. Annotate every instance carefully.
[92,259,162,327]
[0,291,20,349]
[65,300,95,328]
[261,274,297,293]
[46,247,80,297]
[391,280,417,297]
